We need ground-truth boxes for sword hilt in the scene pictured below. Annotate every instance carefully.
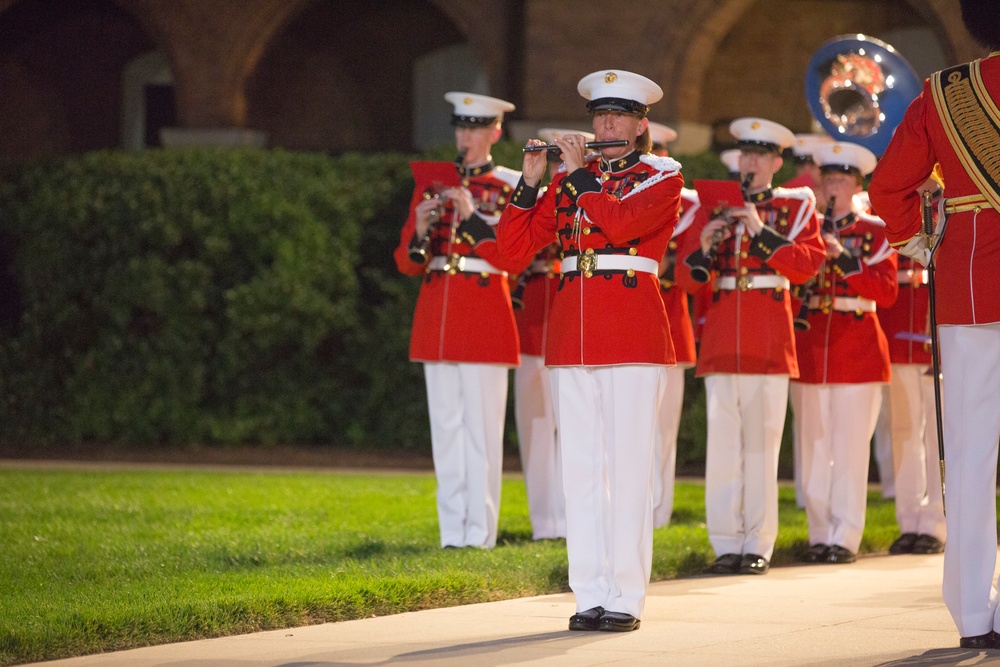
[921,189,935,237]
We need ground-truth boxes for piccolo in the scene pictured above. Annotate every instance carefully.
[522,140,629,153]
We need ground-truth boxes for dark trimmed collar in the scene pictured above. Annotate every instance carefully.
[458,160,495,178]
[746,188,774,204]
[600,150,641,174]
[833,211,858,232]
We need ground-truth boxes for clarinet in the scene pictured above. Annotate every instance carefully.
[690,171,754,283]
[408,148,468,264]
[793,196,836,331]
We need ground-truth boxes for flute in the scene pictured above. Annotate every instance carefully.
[522,140,629,153]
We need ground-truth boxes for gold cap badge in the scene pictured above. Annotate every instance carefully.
[605,72,618,84]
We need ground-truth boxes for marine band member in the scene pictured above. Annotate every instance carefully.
[676,117,824,577]
[792,142,897,565]
[497,69,683,632]
[394,92,526,550]
[868,0,1000,649]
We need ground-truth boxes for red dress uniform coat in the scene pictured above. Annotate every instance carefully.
[394,162,527,364]
[676,186,825,376]
[794,210,897,384]
[513,244,561,357]
[869,54,1000,326]
[496,151,684,367]
[879,255,932,365]
[659,188,700,365]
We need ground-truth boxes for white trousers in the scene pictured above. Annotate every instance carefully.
[514,355,565,539]
[889,363,945,539]
[551,364,666,619]
[423,362,508,548]
[704,373,788,561]
[653,366,686,528]
[939,323,1000,637]
[795,382,881,552]
[873,384,896,498]
[790,393,805,508]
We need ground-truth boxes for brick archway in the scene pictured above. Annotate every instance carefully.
[429,0,521,105]
[113,0,311,128]
[661,0,978,129]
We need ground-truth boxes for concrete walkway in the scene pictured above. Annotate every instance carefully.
[27,550,1000,667]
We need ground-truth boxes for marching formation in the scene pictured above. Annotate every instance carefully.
[392,0,1000,650]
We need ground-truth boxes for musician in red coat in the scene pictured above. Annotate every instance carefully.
[510,128,589,541]
[782,133,833,197]
[648,122,698,528]
[868,0,1000,648]
[676,118,824,576]
[394,92,526,550]
[783,133,835,508]
[497,69,683,632]
[878,178,945,557]
[654,184,700,528]
[791,142,897,565]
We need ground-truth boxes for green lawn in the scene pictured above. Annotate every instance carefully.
[0,466,904,665]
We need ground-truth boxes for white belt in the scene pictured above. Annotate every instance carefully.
[427,255,506,275]
[562,254,658,275]
[897,268,928,285]
[715,275,790,291]
[807,295,876,313]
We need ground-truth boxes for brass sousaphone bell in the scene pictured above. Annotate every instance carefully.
[805,34,922,156]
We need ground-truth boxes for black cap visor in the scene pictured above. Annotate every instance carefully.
[451,114,499,128]
[737,139,781,155]
[586,97,649,117]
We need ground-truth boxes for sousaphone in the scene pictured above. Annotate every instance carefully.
[805,34,922,156]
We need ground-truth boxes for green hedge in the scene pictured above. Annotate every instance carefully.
[0,149,413,446]
[0,144,795,472]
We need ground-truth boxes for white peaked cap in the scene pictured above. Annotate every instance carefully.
[577,70,663,116]
[444,92,515,126]
[537,128,596,143]
[720,149,742,173]
[792,133,835,160]
[815,141,878,176]
[730,117,795,152]
[648,122,678,147]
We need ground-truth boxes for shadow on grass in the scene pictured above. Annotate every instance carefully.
[674,549,712,577]
[496,529,534,546]
[339,539,441,562]
[668,507,701,525]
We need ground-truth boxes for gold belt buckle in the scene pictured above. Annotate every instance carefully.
[578,253,597,277]
[736,275,752,291]
[443,253,463,274]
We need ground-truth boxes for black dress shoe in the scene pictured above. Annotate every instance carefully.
[599,611,640,632]
[912,534,945,554]
[825,545,857,564]
[960,630,1000,649]
[705,553,741,574]
[889,532,919,554]
[802,544,830,563]
[568,606,604,631]
[738,553,770,575]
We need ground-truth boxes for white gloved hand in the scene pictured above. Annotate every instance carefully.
[897,235,931,267]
